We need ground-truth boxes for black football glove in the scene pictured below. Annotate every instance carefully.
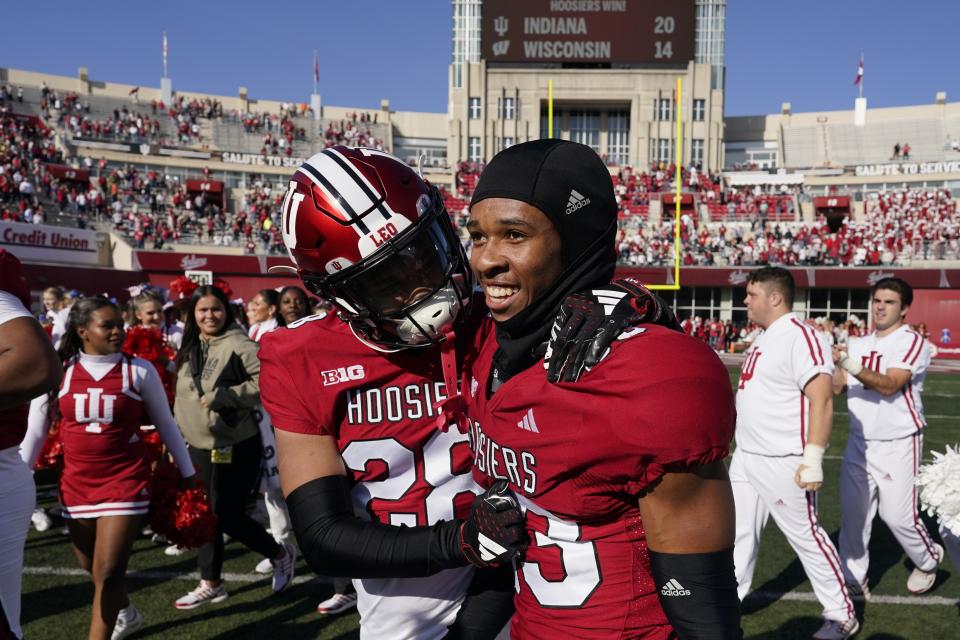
[459,480,527,569]
[545,277,681,383]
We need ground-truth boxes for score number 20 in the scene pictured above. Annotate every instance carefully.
[654,15,675,59]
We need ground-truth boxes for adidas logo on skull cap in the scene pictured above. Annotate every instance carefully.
[565,189,591,215]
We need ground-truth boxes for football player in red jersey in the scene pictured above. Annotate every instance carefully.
[0,249,61,640]
[261,146,650,639]
[464,139,741,639]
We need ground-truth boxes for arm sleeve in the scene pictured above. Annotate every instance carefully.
[20,395,51,469]
[207,340,261,411]
[138,360,195,478]
[649,548,742,640]
[790,326,833,390]
[287,475,468,578]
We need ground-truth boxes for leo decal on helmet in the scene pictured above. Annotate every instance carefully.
[279,145,473,349]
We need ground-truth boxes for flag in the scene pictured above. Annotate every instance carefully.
[163,32,169,62]
[853,56,864,85]
[313,50,319,85]
[129,86,140,96]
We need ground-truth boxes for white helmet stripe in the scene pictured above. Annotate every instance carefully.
[280,181,306,257]
[298,159,369,236]
[322,147,396,224]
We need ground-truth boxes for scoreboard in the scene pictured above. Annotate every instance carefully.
[481,0,695,65]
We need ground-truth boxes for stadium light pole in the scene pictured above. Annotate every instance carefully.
[645,76,683,291]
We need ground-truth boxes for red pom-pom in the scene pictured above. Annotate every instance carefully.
[212,278,233,299]
[140,429,164,464]
[36,423,64,471]
[148,462,218,549]
[123,327,176,404]
[168,276,199,301]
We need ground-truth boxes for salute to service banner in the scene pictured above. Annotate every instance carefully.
[0,221,100,265]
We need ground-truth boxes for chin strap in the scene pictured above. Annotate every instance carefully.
[434,330,469,433]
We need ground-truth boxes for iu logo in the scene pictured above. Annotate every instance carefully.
[738,350,762,389]
[494,15,509,37]
[73,388,117,430]
[861,351,883,372]
[321,365,366,387]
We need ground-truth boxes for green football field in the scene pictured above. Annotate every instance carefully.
[21,369,960,639]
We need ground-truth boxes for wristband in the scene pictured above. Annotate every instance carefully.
[838,352,863,376]
[802,443,825,468]
[800,443,825,484]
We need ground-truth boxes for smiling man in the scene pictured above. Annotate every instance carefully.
[464,139,741,639]
[833,277,943,599]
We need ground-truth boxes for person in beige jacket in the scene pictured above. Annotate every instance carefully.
[172,285,296,610]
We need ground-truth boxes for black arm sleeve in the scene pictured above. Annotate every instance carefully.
[648,547,742,640]
[286,475,468,578]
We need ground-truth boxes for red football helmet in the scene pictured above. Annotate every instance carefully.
[280,146,472,348]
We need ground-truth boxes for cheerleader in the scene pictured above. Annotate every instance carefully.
[21,297,195,640]
[130,289,183,350]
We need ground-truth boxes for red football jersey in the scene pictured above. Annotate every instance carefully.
[260,315,481,528]
[466,323,736,639]
[57,354,151,513]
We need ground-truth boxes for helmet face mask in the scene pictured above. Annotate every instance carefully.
[284,147,472,349]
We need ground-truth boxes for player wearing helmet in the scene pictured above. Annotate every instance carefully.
[260,146,666,638]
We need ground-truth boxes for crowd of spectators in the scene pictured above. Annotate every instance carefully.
[0,114,65,225]
[680,313,877,354]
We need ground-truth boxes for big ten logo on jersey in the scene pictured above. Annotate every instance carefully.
[321,364,365,386]
[74,388,116,433]
[342,427,477,527]
[861,350,883,372]
[738,349,762,389]
[345,382,450,425]
[468,419,538,495]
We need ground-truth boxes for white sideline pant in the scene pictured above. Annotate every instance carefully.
[731,449,854,622]
[939,524,960,573]
[838,433,942,586]
[264,486,292,544]
[0,447,35,639]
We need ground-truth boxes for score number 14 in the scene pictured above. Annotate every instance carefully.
[654,15,675,59]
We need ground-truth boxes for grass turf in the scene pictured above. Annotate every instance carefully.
[21,370,960,638]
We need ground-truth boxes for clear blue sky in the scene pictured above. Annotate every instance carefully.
[1,1,956,116]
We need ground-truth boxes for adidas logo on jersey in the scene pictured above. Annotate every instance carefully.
[565,189,591,215]
[660,579,691,597]
[516,408,539,433]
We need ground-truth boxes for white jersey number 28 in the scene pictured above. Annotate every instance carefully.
[342,428,479,527]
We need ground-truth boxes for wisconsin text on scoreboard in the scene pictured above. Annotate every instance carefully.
[481,0,695,65]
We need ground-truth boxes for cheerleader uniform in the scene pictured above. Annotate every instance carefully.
[22,352,193,519]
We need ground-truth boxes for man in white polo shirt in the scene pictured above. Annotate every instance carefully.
[833,276,943,596]
[733,267,857,640]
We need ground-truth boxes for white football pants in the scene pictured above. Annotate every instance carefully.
[0,447,35,639]
[731,449,854,622]
[838,433,942,586]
